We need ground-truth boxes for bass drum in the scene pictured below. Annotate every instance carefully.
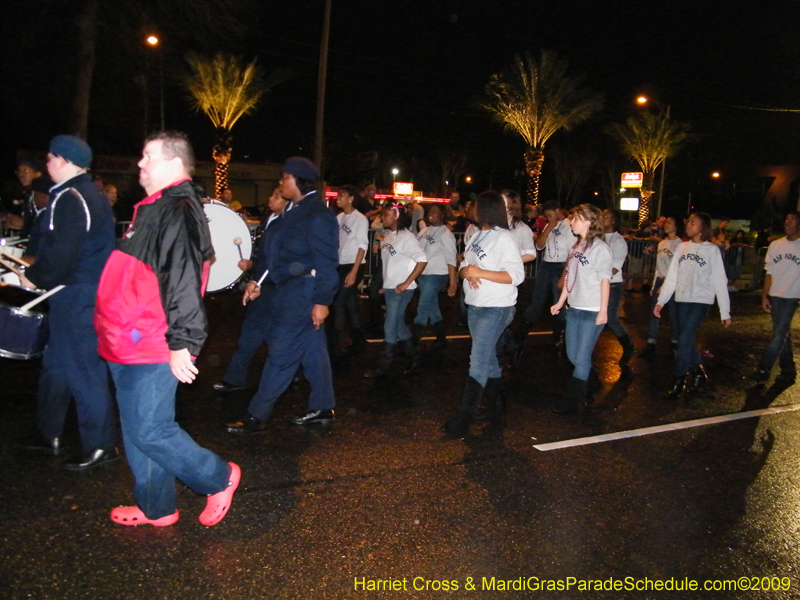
[0,283,49,360]
[203,201,253,293]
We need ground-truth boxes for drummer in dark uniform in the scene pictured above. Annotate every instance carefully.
[213,187,289,392]
[17,135,119,471]
[226,157,339,434]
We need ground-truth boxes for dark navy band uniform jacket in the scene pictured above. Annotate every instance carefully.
[263,191,339,322]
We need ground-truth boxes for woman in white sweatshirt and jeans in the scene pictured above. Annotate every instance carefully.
[444,191,525,437]
[364,204,427,379]
[550,204,612,413]
[655,212,731,398]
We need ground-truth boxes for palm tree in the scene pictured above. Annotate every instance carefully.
[185,53,290,197]
[607,112,690,225]
[482,50,603,203]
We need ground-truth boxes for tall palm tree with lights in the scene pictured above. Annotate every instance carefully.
[482,50,603,203]
[607,112,690,226]
[185,53,290,197]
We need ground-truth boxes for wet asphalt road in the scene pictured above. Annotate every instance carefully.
[1,287,799,599]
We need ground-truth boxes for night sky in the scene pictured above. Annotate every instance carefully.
[3,0,799,215]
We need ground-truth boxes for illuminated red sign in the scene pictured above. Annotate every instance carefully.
[393,182,414,195]
[621,172,643,188]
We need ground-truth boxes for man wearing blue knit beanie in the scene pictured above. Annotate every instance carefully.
[17,134,120,472]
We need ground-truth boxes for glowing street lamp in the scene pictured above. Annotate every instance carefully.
[391,167,399,183]
[711,172,721,178]
[465,176,472,183]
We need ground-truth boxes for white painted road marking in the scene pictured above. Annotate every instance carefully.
[533,403,800,451]
[366,331,552,343]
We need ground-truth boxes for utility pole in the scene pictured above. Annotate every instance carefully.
[314,0,332,192]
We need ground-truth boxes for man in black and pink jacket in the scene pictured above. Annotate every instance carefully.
[94,131,240,527]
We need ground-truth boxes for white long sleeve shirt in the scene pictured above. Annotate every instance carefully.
[417,225,457,276]
[657,240,731,320]
[459,227,525,307]
[653,237,683,282]
[564,239,613,311]
[764,236,800,299]
[539,218,577,263]
[605,231,628,284]
[381,229,427,290]
[337,210,369,264]
[509,220,536,259]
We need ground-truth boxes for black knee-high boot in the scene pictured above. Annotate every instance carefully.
[553,376,585,414]
[363,343,396,379]
[399,338,420,375]
[475,377,506,420]
[444,376,484,437]
[618,333,635,366]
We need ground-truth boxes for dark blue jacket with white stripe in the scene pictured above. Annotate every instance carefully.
[25,172,116,290]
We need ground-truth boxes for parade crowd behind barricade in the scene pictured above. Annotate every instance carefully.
[2,131,799,529]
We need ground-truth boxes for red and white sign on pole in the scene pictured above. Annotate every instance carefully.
[621,172,643,188]
[393,182,414,195]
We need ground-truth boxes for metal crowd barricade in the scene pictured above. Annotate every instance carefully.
[723,245,766,291]
[622,238,658,289]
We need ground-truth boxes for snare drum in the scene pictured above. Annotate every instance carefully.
[0,283,49,359]
[203,201,253,293]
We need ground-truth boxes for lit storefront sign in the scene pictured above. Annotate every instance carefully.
[621,172,643,188]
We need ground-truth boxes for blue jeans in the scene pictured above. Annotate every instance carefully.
[384,288,414,344]
[468,305,515,386]
[523,261,566,331]
[414,274,448,326]
[673,302,710,377]
[108,362,230,519]
[606,282,629,340]
[565,308,604,381]
[759,296,799,374]
[647,278,677,344]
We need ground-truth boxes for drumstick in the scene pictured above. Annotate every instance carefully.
[19,285,65,312]
[0,257,23,277]
[256,269,269,287]
[0,247,29,266]
[233,236,244,260]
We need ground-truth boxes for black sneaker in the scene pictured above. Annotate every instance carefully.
[289,410,335,425]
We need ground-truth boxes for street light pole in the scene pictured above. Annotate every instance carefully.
[314,0,332,190]
[146,35,164,130]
